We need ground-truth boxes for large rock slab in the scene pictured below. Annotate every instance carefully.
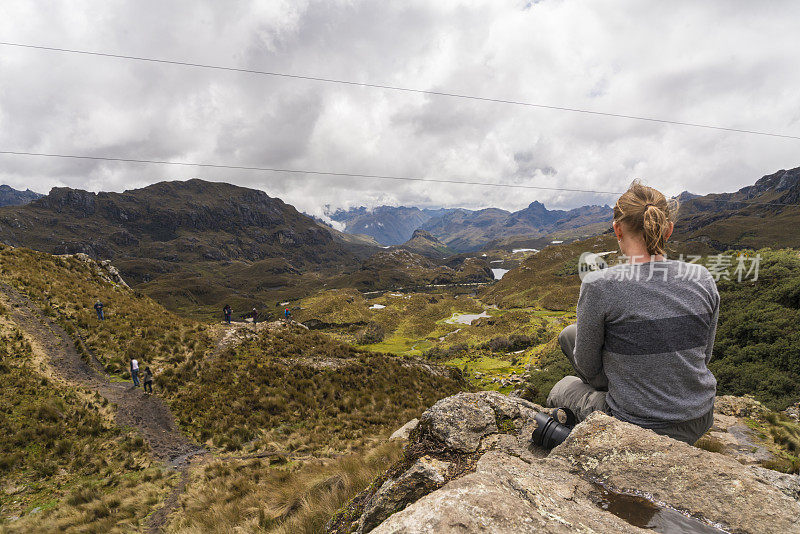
[550,412,800,534]
[371,451,644,534]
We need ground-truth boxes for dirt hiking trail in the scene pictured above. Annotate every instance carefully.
[0,283,205,532]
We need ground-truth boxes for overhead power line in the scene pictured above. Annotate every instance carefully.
[0,149,621,194]
[0,149,798,207]
[1,41,799,141]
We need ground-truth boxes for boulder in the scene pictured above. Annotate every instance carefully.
[389,418,418,441]
[417,393,497,453]
[358,456,450,533]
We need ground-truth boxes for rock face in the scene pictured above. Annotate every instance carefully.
[389,419,418,441]
[331,392,800,534]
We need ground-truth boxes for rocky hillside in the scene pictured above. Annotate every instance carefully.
[345,249,493,291]
[329,392,800,533]
[0,180,369,314]
[675,166,800,249]
[0,179,352,267]
[0,185,42,207]
[422,202,612,252]
[328,206,454,246]
[394,229,454,259]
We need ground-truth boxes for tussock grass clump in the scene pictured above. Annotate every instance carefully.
[695,435,726,453]
[168,441,403,533]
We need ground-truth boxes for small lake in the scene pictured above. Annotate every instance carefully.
[445,311,490,325]
[492,268,510,280]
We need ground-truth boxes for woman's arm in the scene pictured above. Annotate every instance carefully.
[573,279,606,382]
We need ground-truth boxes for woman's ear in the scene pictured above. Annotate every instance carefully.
[664,221,674,240]
[612,220,622,240]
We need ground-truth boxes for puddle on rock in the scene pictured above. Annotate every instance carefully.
[592,484,730,534]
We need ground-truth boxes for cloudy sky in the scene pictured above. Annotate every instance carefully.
[1,0,799,219]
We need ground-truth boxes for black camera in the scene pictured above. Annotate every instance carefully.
[531,407,577,449]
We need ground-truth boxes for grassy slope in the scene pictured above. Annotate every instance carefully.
[0,309,171,532]
[0,246,468,453]
[166,326,467,454]
[295,289,570,394]
[710,248,800,409]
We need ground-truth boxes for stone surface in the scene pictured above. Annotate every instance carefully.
[417,392,498,452]
[550,412,800,534]
[784,402,800,422]
[358,456,450,533]
[747,465,800,502]
[714,395,769,419]
[371,451,643,534]
[389,418,418,441]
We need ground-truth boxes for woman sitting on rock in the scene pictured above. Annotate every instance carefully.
[547,181,719,444]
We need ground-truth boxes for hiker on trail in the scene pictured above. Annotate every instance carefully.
[130,358,140,387]
[94,301,104,320]
[252,308,258,325]
[223,304,232,325]
[142,366,153,394]
[284,308,291,322]
[547,181,719,445]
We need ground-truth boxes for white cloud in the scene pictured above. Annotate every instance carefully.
[0,0,798,218]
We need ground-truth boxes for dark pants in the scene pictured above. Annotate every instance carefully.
[225,314,231,324]
[132,369,140,387]
[144,381,152,393]
[96,309,104,320]
[547,324,713,445]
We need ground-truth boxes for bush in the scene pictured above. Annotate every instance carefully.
[356,323,385,345]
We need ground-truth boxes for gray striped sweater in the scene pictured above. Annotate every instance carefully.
[575,260,719,426]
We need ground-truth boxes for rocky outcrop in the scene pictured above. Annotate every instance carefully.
[331,392,800,534]
[60,253,130,289]
[0,185,43,207]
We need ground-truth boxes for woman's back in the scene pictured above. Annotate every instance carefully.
[575,259,719,426]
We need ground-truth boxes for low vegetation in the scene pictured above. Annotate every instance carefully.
[164,326,466,455]
[0,309,171,532]
[167,441,403,533]
[710,248,800,410]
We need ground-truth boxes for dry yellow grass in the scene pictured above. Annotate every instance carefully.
[166,440,403,533]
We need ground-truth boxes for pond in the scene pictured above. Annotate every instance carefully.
[492,268,509,280]
[445,311,490,325]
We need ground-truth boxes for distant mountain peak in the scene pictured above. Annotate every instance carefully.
[0,185,44,207]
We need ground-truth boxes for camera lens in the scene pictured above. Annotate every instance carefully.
[531,409,575,449]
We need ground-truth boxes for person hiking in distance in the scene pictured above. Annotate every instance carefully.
[547,181,718,445]
[252,307,258,325]
[223,304,232,325]
[142,366,153,394]
[130,358,140,387]
[284,307,291,323]
[94,300,104,320]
